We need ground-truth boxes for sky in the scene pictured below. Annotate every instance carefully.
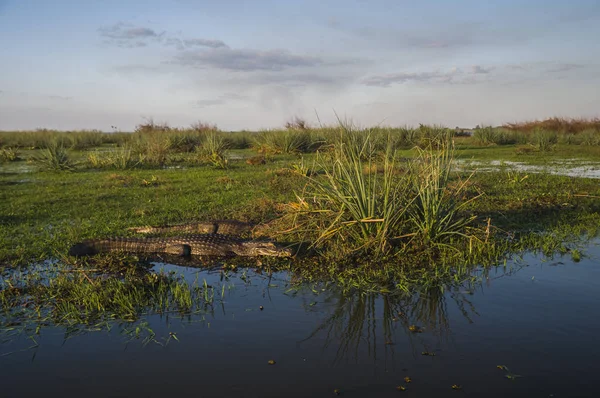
[0,0,599,131]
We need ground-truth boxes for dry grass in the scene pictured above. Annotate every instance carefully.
[503,117,600,134]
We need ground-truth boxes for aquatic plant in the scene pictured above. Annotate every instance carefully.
[0,263,213,329]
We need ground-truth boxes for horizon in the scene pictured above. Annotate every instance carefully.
[0,0,599,131]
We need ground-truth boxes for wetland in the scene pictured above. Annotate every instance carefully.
[1,120,600,397]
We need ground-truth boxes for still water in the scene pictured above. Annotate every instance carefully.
[2,244,600,398]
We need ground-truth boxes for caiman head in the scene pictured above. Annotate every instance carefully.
[246,241,293,257]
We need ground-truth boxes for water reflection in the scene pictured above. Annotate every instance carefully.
[2,249,600,397]
[299,284,480,365]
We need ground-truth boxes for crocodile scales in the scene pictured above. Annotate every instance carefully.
[128,220,253,236]
[69,234,292,257]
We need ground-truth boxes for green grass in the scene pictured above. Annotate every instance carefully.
[1,125,600,330]
[298,125,412,255]
[1,125,600,281]
[0,156,303,264]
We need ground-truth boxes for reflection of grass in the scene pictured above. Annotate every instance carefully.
[298,280,482,364]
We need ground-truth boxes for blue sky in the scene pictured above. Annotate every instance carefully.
[0,0,599,131]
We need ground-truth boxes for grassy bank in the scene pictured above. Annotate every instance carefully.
[1,124,599,268]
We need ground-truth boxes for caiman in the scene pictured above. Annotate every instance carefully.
[69,234,292,257]
[128,220,254,236]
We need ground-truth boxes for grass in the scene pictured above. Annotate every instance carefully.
[1,121,600,286]
[1,121,600,337]
[196,130,229,168]
[0,147,21,162]
[0,259,216,342]
[408,138,479,246]
[293,125,412,256]
[33,141,73,171]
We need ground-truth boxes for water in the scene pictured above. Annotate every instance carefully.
[2,244,600,397]
[456,159,600,179]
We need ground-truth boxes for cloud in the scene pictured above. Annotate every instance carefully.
[242,72,349,87]
[362,65,497,87]
[112,64,165,76]
[99,23,160,40]
[164,37,229,50]
[98,22,165,48]
[173,48,324,72]
[546,63,584,73]
[327,20,480,51]
[99,22,230,52]
[183,38,228,49]
[471,65,494,74]
[192,93,248,108]
[363,70,458,87]
[47,95,73,101]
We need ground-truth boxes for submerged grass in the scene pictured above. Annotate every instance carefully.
[0,261,214,333]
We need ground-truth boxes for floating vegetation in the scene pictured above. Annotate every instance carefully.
[497,365,523,380]
[408,325,424,333]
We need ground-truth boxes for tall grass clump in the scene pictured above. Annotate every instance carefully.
[415,124,454,148]
[254,130,315,154]
[578,129,600,146]
[473,126,521,145]
[196,131,229,168]
[166,132,204,153]
[297,124,412,256]
[66,130,105,149]
[86,146,139,169]
[131,134,172,166]
[34,141,73,170]
[390,126,420,148]
[285,123,485,264]
[0,147,21,162]
[408,139,480,246]
[533,128,557,152]
[226,131,254,149]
